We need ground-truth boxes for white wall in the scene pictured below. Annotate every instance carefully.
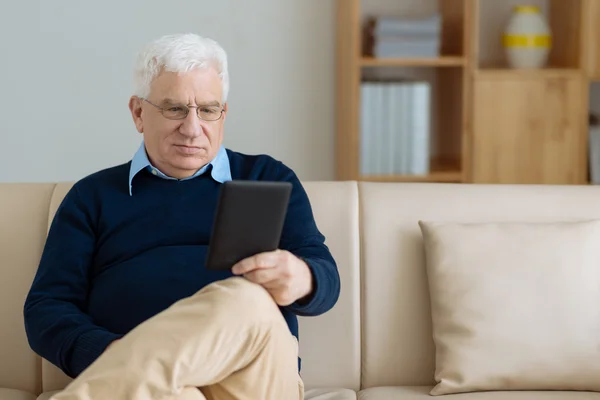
[0,1,335,183]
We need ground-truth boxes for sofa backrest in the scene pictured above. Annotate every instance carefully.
[299,182,361,391]
[357,182,600,389]
[0,183,55,395]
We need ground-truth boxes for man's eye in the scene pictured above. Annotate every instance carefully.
[168,107,184,112]
[201,108,218,114]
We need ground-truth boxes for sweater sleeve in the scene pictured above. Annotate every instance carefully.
[274,162,341,317]
[23,184,122,378]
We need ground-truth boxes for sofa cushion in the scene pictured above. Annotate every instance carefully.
[419,219,600,396]
[305,388,357,399]
[358,183,600,389]
[0,388,37,400]
[39,388,357,400]
[34,392,58,400]
[358,387,600,399]
[294,182,362,391]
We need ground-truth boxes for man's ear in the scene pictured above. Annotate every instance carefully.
[222,102,228,121]
[129,96,144,133]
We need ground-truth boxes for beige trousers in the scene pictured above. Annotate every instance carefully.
[50,277,304,400]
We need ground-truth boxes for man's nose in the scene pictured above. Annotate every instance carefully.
[179,109,204,138]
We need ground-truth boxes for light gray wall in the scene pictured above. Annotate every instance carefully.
[4,0,582,183]
[0,1,335,183]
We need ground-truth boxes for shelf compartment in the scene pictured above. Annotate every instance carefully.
[473,0,585,70]
[356,66,465,185]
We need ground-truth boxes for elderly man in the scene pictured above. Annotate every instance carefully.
[23,33,340,400]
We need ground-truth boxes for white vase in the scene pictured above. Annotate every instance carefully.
[503,5,552,69]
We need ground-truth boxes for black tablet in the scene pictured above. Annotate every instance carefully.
[205,180,293,271]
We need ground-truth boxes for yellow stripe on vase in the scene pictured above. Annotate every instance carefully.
[503,34,552,48]
[514,5,541,13]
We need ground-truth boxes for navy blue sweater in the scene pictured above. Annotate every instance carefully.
[23,150,340,378]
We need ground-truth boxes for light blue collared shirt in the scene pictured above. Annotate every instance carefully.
[128,141,232,195]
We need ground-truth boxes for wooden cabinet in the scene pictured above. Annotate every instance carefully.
[472,71,587,184]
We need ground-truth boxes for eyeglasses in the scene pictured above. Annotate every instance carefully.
[140,97,224,121]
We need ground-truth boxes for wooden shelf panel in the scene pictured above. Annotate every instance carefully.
[359,159,463,183]
[360,170,463,183]
[360,56,466,68]
[474,68,582,80]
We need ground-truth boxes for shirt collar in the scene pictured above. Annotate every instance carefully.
[128,141,232,195]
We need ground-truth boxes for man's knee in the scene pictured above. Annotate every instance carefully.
[202,277,281,323]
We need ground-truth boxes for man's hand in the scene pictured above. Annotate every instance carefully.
[231,249,313,306]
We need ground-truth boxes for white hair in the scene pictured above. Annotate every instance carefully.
[133,33,230,103]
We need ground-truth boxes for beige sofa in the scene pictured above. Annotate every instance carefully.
[3,181,600,400]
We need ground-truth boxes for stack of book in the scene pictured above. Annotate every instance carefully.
[359,80,431,176]
[364,14,442,59]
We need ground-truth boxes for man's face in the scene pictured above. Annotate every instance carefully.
[129,67,228,179]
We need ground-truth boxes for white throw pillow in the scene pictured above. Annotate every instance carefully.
[419,219,600,396]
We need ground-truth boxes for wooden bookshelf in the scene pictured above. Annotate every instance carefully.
[335,0,598,185]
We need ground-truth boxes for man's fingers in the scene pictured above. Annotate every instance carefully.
[244,274,295,306]
[231,250,281,275]
[243,267,280,285]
